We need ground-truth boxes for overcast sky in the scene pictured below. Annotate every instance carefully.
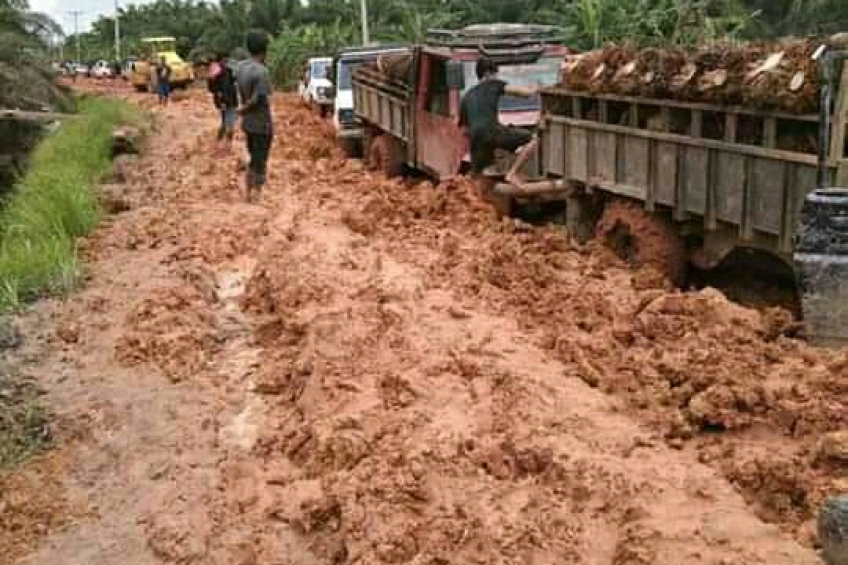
[29,0,157,34]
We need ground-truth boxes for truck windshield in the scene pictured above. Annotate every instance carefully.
[311,60,329,79]
[462,56,561,111]
[338,61,364,90]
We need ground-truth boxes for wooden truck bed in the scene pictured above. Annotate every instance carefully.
[352,67,411,144]
[539,86,848,259]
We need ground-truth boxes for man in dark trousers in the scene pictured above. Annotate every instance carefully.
[236,30,274,203]
[155,57,172,106]
[459,57,537,176]
[207,51,239,153]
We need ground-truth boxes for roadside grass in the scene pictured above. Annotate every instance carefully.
[0,96,145,311]
[0,363,50,469]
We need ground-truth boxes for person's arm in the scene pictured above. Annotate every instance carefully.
[238,69,271,115]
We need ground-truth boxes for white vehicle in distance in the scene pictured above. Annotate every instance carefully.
[91,60,114,79]
[298,56,334,117]
[74,63,90,76]
[330,44,409,156]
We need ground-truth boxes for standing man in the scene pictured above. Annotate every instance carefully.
[207,51,239,153]
[458,57,537,177]
[156,56,172,106]
[236,30,274,203]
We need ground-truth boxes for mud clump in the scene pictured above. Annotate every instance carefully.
[114,285,220,382]
[340,137,847,538]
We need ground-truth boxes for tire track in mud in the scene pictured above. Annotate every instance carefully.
[5,86,838,565]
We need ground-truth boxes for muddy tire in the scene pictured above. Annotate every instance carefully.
[368,135,403,178]
[595,197,686,286]
[819,495,848,565]
[339,138,362,159]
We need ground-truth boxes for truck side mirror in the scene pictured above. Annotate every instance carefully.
[446,60,465,90]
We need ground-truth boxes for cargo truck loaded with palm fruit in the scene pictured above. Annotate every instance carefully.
[356,30,848,346]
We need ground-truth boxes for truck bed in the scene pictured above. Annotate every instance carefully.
[538,85,847,259]
[352,67,410,143]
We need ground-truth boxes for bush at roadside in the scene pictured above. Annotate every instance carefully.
[0,97,145,310]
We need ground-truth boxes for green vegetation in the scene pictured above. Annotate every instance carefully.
[0,97,144,311]
[0,0,68,112]
[64,0,848,88]
[0,361,49,468]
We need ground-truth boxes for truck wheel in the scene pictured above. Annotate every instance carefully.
[819,495,848,565]
[368,135,403,178]
[134,84,147,93]
[595,198,686,286]
[340,138,362,159]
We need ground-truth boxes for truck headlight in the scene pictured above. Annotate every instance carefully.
[317,87,328,97]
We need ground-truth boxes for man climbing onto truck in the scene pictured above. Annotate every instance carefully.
[458,57,538,177]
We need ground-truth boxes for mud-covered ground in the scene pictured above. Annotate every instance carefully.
[2,81,847,565]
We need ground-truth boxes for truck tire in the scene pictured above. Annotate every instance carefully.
[134,84,147,93]
[595,198,686,286]
[819,495,848,565]
[368,135,403,178]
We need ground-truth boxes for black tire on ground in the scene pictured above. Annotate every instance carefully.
[819,495,848,565]
[134,84,147,93]
[339,138,362,159]
[595,197,686,287]
[368,135,404,178]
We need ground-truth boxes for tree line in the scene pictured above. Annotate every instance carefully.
[3,0,848,103]
[60,0,848,85]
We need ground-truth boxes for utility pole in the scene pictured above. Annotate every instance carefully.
[67,10,83,63]
[360,0,369,45]
[114,0,121,61]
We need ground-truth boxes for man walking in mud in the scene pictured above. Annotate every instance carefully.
[207,50,239,153]
[236,30,274,203]
[155,56,172,107]
[458,57,538,179]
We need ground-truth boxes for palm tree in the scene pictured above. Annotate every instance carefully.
[0,0,69,112]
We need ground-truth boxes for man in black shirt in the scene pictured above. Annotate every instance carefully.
[459,58,537,175]
[207,51,239,152]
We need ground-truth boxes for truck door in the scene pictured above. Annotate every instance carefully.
[414,54,465,179]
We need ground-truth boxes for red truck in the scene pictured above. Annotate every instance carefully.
[351,24,570,179]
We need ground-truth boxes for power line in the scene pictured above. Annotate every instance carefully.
[360,0,369,45]
[114,0,121,61]
[66,10,84,63]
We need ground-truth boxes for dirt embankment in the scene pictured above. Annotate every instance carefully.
[2,84,843,565]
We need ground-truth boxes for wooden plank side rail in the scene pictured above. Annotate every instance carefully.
[543,115,832,256]
[546,114,826,166]
[542,87,820,123]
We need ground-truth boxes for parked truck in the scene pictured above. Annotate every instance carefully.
[299,57,334,117]
[331,43,410,157]
[489,41,848,345]
[351,24,570,179]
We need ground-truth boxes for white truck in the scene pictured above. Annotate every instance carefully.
[299,57,334,117]
[329,44,409,156]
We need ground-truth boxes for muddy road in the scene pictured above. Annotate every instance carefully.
[3,84,846,565]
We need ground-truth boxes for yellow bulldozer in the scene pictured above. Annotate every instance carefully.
[129,37,194,92]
